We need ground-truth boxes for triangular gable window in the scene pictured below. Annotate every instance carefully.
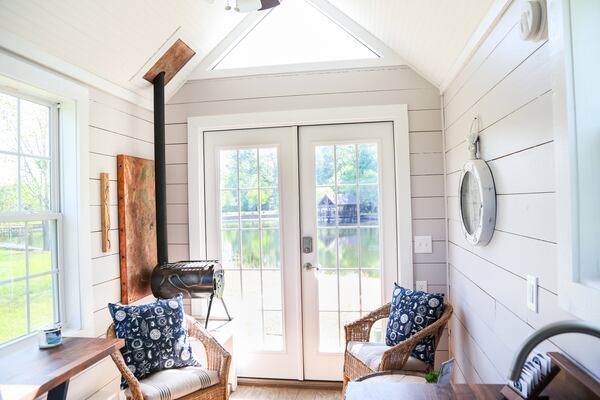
[213,0,379,70]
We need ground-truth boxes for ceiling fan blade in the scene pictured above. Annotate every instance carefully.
[258,0,280,10]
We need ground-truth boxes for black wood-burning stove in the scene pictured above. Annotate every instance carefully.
[149,71,231,328]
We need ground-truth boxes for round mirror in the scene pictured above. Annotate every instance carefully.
[460,171,482,235]
[458,160,496,246]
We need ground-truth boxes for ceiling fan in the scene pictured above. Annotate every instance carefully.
[205,0,281,12]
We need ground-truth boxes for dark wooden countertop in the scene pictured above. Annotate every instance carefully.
[0,336,124,400]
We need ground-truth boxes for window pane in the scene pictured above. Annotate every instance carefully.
[318,269,338,311]
[338,228,358,269]
[361,270,381,311]
[315,146,334,186]
[238,149,258,189]
[336,144,356,184]
[220,150,238,189]
[221,230,240,268]
[358,144,378,184]
[0,154,18,212]
[259,147,278,187]
[0,222,27,281]
[339,270,360,311]
[241,270,261,310]
[360,228,380,269]
[213,0,377,70]
[260,189,279,228]
[0,281,27,343]
[241,230,260,269]
[240,189,259,229]
[261,229,280,268]
[337,186,357,225]
[21,157,50,211]
[221,190,239,229]
[29,274,55,331]
[317,228,337,269]
[0,92,18,153]
[28,221,54,275]
[359,185,379,225]
[317,187,336,227]
[19,99,50,157]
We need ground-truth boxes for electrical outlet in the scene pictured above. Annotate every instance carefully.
[527,275,538,313]
[416,280,428,292]
[414,235,433,254]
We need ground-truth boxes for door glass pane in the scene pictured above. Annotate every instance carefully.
[314,142,384,352]
[218,147,283,351]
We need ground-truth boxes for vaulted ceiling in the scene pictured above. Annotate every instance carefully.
[0,0,494,102]
[328,0,495,86]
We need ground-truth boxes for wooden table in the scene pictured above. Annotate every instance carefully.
[0,337,124,400]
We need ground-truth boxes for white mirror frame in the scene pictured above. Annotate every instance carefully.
[458,159,496,246]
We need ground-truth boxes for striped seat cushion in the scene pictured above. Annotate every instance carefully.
[347,341,428,372]
[125,366,219,400]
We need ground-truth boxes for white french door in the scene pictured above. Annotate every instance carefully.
[203,122,397,381]
[299,122,398,380]
[204,127,303,379]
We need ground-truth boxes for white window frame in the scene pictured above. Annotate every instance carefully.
[0,88,63,345]
[187,0,404,80]
[0,49,91,348]
[550,0,600,322]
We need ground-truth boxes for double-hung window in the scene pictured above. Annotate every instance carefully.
[0,90,61,345]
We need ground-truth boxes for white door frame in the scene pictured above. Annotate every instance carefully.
[187,104,414,376]
[188,104,413,287]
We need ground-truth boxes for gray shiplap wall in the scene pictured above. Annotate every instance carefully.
[443,1,600,383]
[165,66,448,364]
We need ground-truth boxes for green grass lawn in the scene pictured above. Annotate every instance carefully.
[0,248,55,343]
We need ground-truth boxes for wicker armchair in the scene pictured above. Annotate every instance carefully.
[107,315,231,400]
[342,302,453,390]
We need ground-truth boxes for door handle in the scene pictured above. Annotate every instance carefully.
[303,262,319,271]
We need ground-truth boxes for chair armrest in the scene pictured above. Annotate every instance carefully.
[186,316,232,386]
[379,304,453,371]
[344,303,391,343]
[106,324,143,400]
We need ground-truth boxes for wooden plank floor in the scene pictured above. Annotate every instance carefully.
[231,385,342,399]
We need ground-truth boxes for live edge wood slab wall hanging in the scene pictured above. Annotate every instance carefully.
[100,172,111,252]
[117,155,157,304]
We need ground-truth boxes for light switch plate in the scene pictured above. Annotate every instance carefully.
[416,280,428,292]
[414,235,433,254]
[527,275,538,313]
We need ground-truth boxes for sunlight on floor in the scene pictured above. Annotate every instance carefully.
[231,385,342,400]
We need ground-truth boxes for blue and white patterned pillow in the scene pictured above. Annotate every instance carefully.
[108,294,199,387]
[385,284,444,367]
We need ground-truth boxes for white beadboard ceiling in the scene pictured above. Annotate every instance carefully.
[0,0,495,102]
[327,0,496,86]
[0,0,244,99]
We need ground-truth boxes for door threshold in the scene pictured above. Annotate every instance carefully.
[237,377,343,390]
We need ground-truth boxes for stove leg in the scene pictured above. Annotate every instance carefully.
[205,293,215,329]
[221,297,232,321]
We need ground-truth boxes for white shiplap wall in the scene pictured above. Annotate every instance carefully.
[166,65,448,365]
[65,88,155,399]
[443,1,600,383]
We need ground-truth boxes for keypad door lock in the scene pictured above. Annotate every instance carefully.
[302,236,313,254]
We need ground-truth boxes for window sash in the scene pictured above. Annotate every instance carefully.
[0,89,61,345]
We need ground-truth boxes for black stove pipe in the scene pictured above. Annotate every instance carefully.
[153,71,168,265]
